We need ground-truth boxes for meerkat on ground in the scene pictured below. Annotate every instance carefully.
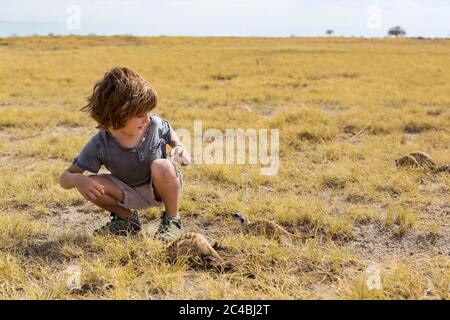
[408,152,436,168]
[395,155,420,168]
[166,232,224,265]
[395,152,448,173]
[231,212,300,242]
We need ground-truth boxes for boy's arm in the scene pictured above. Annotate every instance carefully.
[168,129,191,166]
[58,164,87,189]
[59,164,105,200]
[168,129,182,149]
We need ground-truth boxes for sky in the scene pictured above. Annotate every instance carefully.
[0,0,449,38]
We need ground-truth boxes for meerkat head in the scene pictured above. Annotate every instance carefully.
[231,212,249,225]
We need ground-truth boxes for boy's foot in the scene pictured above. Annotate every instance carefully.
[94,211,141,236]
[154,212,184,241]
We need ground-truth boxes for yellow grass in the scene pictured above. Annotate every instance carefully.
[0,36,449,299]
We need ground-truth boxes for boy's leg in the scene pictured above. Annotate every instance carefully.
[77,175,141,235]
[151,159,181,218]
[151,159,183,241]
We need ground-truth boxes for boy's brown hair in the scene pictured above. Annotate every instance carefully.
[81,67,157,130]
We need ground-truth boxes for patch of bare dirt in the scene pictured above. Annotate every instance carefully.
[30,199,449,273]
[348,221,449,262]
[44,203,109,236]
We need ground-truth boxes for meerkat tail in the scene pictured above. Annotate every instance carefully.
[205,242,224,263]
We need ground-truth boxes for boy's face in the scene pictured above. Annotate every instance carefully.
[117,112,150,136]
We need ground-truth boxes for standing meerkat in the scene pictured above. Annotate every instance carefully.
[166,232,224,264]
[231,212,300,242]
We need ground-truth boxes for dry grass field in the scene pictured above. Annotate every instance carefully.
[0,36,449,299]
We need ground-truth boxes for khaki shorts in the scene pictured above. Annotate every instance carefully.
[94,164,182,210]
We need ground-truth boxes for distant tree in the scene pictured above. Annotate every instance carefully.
[326,29,334,36]
[290,34,296,38]
[388,26,406,38]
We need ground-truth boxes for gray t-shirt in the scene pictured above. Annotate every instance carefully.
[72,113,173,188]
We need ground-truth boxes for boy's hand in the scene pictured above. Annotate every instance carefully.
[170,145,191,166]
[74,175,105,201]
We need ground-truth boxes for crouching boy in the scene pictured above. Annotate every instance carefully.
[59,67,190,241]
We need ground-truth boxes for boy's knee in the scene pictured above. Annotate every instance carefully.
[151,159,177,181]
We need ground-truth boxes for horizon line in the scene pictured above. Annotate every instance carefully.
[2,34,450,40]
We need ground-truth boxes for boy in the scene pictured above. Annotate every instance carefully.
[59,67,190,241]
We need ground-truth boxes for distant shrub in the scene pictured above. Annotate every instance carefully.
[388,26,406,38]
